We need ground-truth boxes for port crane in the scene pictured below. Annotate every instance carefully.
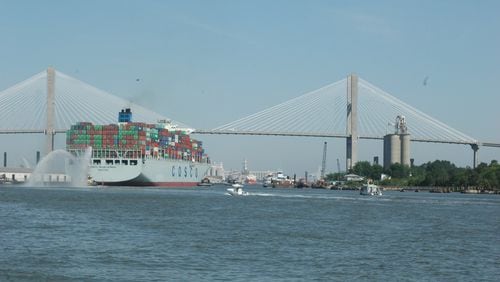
[320,141,327,179]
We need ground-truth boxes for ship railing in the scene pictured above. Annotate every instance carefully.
[68,148,211,164]
[141,152,210,164]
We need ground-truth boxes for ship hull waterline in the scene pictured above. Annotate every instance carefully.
[88,158,212,187]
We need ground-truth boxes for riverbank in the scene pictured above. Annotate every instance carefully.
[382,186,500,194]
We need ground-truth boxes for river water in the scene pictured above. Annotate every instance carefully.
[1,185,499,281]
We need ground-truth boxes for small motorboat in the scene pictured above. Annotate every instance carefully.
[360,183,382,196]
[226,183,249,196]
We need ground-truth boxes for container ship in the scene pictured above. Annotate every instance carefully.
[66,109,211,186]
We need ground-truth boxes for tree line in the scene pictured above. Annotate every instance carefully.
[325,160,500,190]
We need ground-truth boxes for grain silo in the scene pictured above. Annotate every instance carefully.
[384,115,411,169]
[383,134,401,169]
[400,133,411,166]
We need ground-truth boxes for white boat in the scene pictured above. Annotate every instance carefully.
[226,183,249,196]
[360,183,383,196]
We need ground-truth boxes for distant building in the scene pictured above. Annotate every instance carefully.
[0,167,32,184]
[344,173,364,182]
[0,167,70,184]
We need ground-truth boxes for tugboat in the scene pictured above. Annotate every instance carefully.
[197,177,212,187]
[271,171,294,188]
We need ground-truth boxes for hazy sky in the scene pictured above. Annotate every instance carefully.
[0,0,499,174]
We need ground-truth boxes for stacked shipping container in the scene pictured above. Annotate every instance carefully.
[66,121,207,162]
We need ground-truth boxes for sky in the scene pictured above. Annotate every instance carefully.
[0,0,499,175]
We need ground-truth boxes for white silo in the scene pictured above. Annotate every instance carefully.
[400,133,411,166]
[384,134,401,169]
[384,115,411,169]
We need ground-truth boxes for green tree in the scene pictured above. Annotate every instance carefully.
[327,158,499,189]
[478,169,498,189]
[408,166,426,186]
[370,164,384,181]
[477,161,500,189]
[451,167,468,187]
[475,162,489,175]
[424,160,456,186]
[387,163,410,179]
[465,168,478,187]
[353,161,372,178]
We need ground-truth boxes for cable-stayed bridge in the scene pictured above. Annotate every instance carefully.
[0,68,498,169]
[0,68,191,131]
[203,78,474,145]
[194,75,499,169]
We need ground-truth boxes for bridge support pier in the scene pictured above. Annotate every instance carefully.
[471,144,479,169]
[346,74,358,172]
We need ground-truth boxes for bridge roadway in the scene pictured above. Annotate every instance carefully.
[192,129,500,148]
[1,129,500,148]
[0,129,66,134]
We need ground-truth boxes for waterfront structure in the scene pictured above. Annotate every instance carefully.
[0,167,70,184]
[384,115,411,169]
[344,173,364,182]
[46,67,56,155]
[346,74,358,171]
[0,167,32,184]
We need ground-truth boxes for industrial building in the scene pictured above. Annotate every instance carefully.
[384,115,411,169]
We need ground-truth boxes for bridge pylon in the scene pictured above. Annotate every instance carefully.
[346,73,358,172]
[46,67,55,155]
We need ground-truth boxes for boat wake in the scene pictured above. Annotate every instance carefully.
[247,192,499,206]
[250,192,362,201]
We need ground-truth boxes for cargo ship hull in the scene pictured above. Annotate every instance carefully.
[89,158,211,187]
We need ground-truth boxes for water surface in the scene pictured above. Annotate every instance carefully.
[1,186,499,281]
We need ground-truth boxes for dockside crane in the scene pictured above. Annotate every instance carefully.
[320,141,327,179]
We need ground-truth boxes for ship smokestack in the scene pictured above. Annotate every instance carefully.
[118,108,132,123]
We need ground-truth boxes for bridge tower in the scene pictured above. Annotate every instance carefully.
[346,74,358,172]
[45,67,56,155]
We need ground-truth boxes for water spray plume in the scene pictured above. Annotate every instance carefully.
[26,147,92,187]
